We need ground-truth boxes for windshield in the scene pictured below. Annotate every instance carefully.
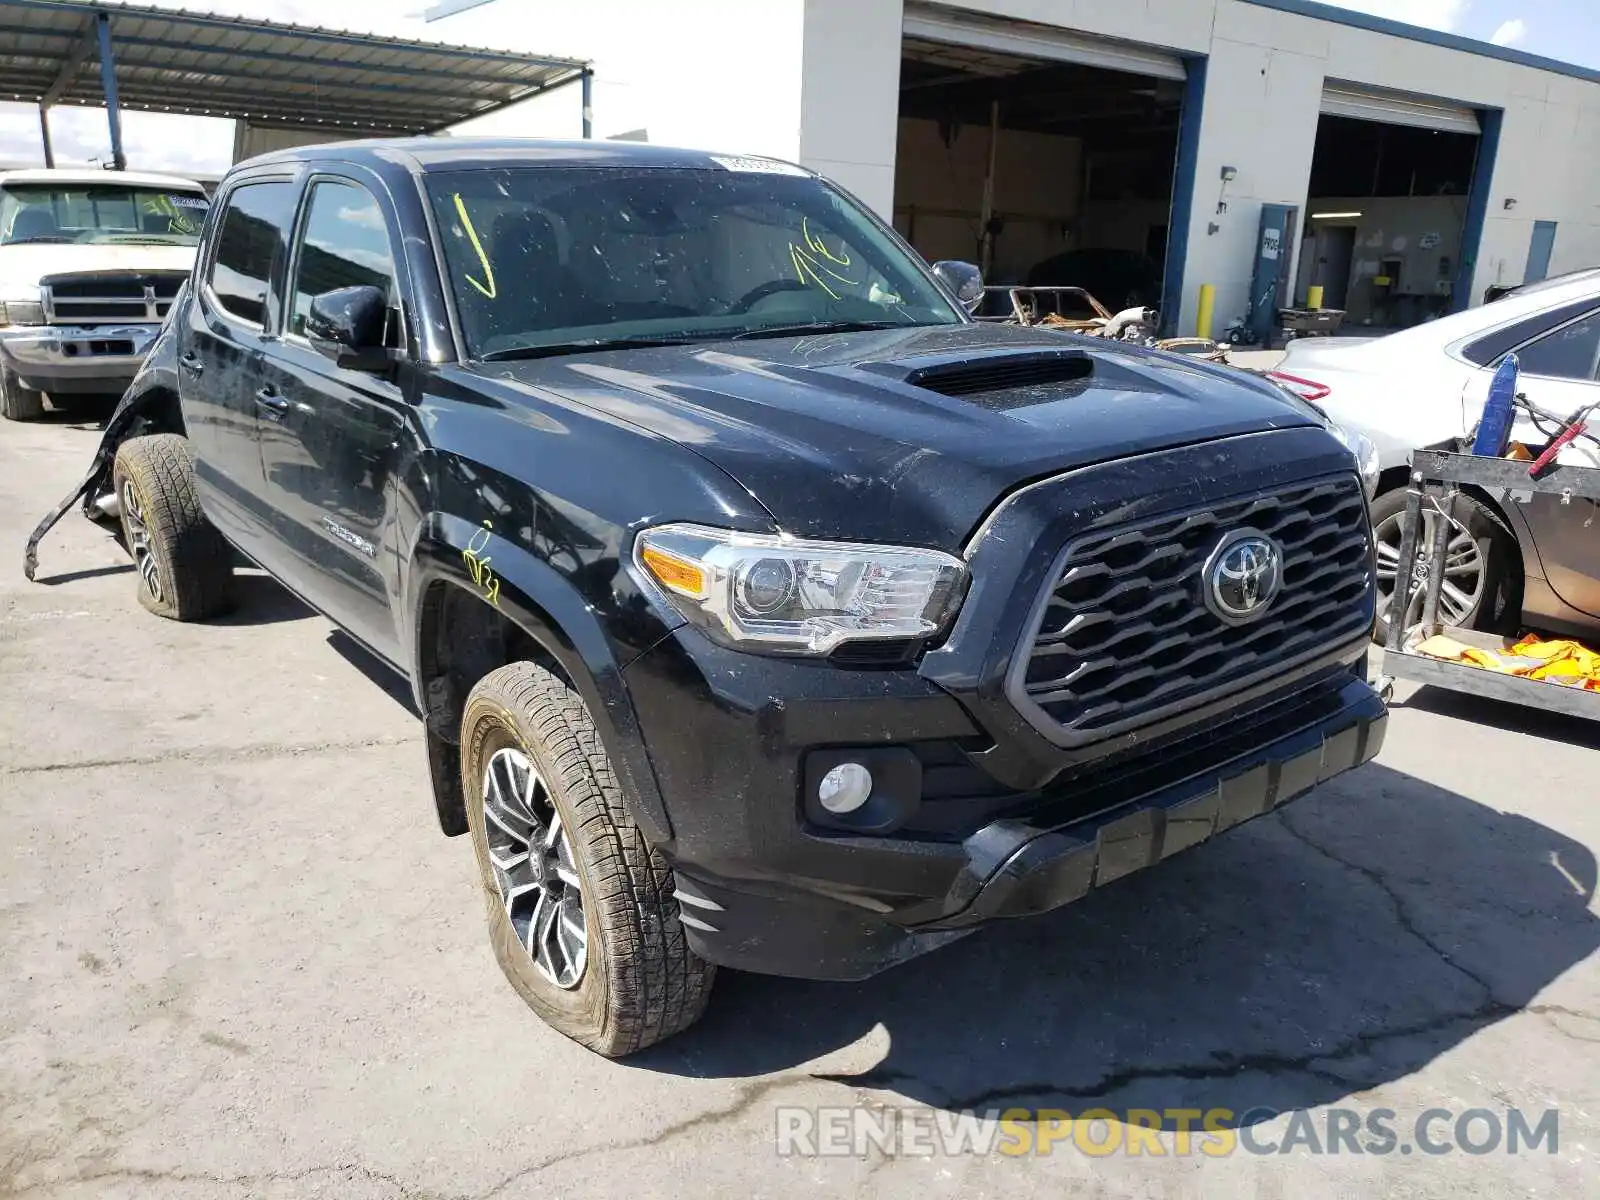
[426,165,964,358]
[0,184,210,247]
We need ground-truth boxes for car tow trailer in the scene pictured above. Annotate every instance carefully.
[1377,448,1600,721]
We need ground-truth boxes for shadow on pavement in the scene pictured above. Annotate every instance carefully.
[209,570,315,627]
[1401,685,1600,752]
[635,762,1599,1127]
[33,562,133,586]
[326,629,420,716]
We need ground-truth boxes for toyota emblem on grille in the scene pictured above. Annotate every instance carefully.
[1202,529,1284,625]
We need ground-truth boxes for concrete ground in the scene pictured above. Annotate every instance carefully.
[3,408,1598,1199]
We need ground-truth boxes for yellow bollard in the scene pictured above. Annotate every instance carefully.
[1195,284,1216,341]
[1307,285,1325,310]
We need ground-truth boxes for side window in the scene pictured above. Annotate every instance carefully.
[1515,311,1600,382]
[288,180,400,345]
[208,180,298,328]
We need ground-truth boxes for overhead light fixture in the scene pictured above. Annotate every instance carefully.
[1312,212,1363,220]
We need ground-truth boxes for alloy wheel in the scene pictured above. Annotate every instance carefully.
[481,745,588,990]
[122,479,163,604]
[1374,506,1484,628]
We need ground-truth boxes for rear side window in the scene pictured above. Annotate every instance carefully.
[1515,310,1600,382]
[288,180,400,345]
[1461,297,1600,366]
[208,180,298,328]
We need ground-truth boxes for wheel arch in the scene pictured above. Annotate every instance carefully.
[405,516,675,845]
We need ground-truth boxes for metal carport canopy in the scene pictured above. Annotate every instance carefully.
[0,0,591,166]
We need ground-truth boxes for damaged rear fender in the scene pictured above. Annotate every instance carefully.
[22,315,187,582]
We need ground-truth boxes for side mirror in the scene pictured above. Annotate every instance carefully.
[306,285,392,372]
[931,260,984,313]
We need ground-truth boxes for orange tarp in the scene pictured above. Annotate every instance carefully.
[1416,634,1600,691]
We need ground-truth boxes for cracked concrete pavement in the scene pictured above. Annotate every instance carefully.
[4,409,1600,1198]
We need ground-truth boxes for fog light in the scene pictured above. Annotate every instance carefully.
[818,762,873,814]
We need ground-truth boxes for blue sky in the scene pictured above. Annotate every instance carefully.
[1331,0,1600,67]
[0,0,1595,174]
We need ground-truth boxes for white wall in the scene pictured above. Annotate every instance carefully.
[435,0,808,156]
[1182,0,1600,333]
[446,0,1600,333]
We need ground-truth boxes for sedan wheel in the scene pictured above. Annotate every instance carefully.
[1374,505,1485,629]
[1367,488,1517,643]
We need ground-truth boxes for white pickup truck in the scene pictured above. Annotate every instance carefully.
[0,168,210,420]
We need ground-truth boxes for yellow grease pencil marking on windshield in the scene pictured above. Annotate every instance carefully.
[789,219,859,299]
[791,243,842,299]
[803,217,851,267]
[454,194,497,299]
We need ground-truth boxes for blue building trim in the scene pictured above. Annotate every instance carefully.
[1241,0,1600,86]
[1454,106,1503,312]
[1161,55,1208,337]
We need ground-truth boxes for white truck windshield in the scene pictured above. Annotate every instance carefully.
[0,185,210,247]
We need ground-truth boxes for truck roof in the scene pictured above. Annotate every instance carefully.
[0,167,208,191]
[237,137,810,176]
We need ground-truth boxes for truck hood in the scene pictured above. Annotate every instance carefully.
[0,243,196,296]
[475,323,1326,550]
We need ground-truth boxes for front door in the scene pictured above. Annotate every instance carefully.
[254,175,408,663]
[180,175,300,557]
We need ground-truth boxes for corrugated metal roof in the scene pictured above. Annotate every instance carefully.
[0,0,589,136]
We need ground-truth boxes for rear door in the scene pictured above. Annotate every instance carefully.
[181,173,301,556]
[253,171,409,662]
[1491,308,1600,619]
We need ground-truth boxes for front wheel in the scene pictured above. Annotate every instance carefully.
[1370,488,1519,643]
[0,364,46,421]
[461,662,715,1056]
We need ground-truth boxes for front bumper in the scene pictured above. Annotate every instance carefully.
[0,323,158,393]
[627,621,1383,980]
[620,427,1384,980]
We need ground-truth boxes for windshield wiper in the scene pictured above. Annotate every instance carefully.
[479,334,713,363]
[728,320,905,340]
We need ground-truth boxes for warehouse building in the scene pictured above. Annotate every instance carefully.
[432,0,1600,338]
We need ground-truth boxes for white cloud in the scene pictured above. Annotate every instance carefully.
[1490,18,1528,46]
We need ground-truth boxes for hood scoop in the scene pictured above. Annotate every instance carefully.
[901,349,1094,398]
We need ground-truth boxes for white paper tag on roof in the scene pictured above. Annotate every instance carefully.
[710,155,809,176]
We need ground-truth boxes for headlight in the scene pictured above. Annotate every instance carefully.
[1327,421,1380,501]
[0,300,46,326]
[634,523,968,655]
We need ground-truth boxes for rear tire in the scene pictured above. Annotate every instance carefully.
[0,364,46,421]
[461,662,715,1056]
[1371,487,1519,644]
[112,434,235,621]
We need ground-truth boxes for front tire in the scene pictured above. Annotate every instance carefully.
[112,434,235,621]
[461,662,715,1056]
[0,364,46,421]
[1371,487,1518,643]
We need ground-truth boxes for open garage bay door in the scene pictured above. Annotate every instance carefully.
[1320,82,1481,135]
[902,3,1186,81]
[895,4,1197,330]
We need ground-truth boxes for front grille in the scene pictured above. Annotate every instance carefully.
[41,272,185,325]
[1013,474,1373,745]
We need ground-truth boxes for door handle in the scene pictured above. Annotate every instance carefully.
[179,351,203,374]
[255,387,289,411]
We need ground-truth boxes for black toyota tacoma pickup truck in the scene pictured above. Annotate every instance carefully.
[27,139,1386,1056]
